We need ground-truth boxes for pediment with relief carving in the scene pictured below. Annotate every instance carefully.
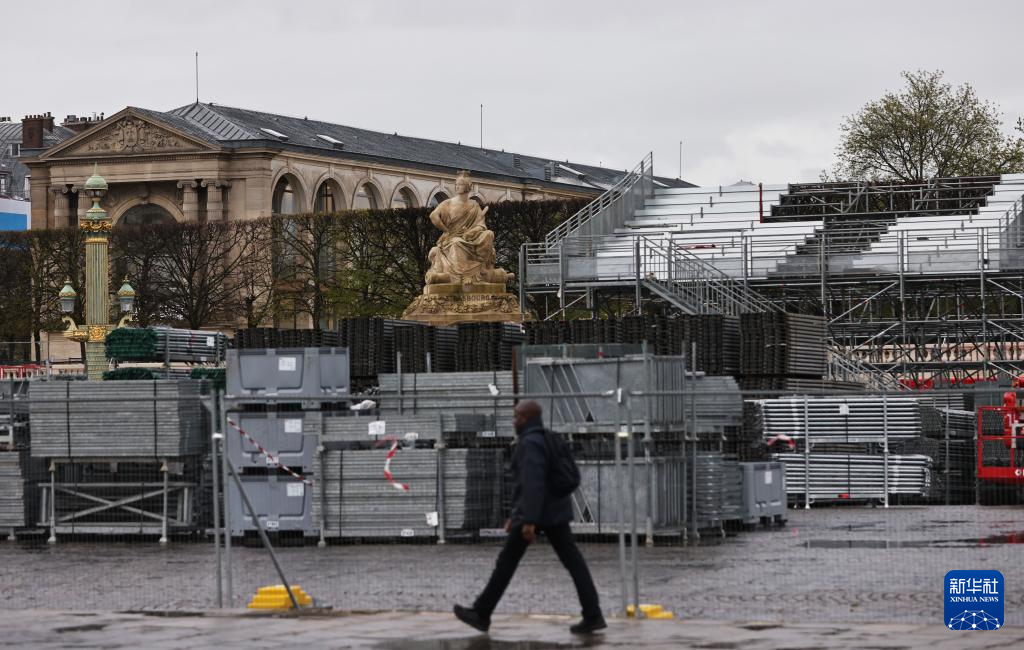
[57,116,212,157]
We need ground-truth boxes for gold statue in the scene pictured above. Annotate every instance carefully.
[425,171,512,286]
[401,171,524,325]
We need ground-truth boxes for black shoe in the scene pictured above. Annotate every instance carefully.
[570,615,607,634]
[454,604,490,632]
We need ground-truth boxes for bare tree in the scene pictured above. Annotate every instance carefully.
[153,222,249,329]
[0,232,33,359]
[233,218,279,328]
[271,214,349,327]
[110,224,169,328]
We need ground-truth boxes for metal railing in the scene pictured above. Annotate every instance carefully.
[827,348,905,392]
[545,152,654,244]
[638,236,781,316]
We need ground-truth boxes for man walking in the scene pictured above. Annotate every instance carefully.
[454,401,606,634]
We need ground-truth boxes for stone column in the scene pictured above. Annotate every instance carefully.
[52,187,70,229]
[75,189,90,224]
[202,180,229,221]
[178,180,199,222]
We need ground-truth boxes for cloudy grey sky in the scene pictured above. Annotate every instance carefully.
[6,0,1024,185]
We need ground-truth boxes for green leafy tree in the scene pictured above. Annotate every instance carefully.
[829,70,1024,182]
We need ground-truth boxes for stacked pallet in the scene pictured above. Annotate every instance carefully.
[105,327,228,364]
[740,313,826,380]
[29,380,205,458]
[337,317,397,382]
[523,315,740,376]
[392,323,457,373]
[234,328,342,349]
[455,323,524,372]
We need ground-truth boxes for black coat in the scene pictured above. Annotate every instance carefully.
[510,417,573,528]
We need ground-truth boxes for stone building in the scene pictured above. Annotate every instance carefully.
[21,103,690,229]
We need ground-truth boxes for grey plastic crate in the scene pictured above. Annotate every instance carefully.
[228,473,315,536]
[226,347,350,399]
[226,411,319,470]
[739,461,787,525]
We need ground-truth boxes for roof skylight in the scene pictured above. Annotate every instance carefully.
[260,127,287,140]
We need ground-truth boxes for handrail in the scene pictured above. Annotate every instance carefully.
[637,235,781,316]
[545,152,654,244]
[828,349,905,392]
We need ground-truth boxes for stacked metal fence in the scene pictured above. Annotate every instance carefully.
[0,449,44,533]
[750,394,982,505]
[751,396,923,444]
[376,371,516,439]
[313,448,504,539]
[26,379,209,538]
[29,380,205,457]
[105,327,228,364]
[776,452,932,500]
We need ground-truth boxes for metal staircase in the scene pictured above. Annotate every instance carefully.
[636,236,780,316]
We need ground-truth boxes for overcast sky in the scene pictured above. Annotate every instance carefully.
[6,0,1024,185]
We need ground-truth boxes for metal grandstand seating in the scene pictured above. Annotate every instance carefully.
[521,153,1024,386]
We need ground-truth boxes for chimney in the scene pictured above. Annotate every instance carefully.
[21,114,45,149]
[513,153,521,169]
[61,113,101,134]
[44,112,55,132]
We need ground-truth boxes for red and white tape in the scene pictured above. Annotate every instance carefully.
[225,416,313,485]
[383,440,410,492]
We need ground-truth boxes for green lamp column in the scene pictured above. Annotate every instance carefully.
[80,167,113,380]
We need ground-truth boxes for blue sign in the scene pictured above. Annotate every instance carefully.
[944,570,1003,630]
[0,211,28,231]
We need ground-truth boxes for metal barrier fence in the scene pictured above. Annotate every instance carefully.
[0,377,1021,625]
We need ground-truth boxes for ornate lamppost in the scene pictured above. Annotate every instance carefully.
[58,166,135,380]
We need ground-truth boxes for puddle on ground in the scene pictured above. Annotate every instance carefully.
[373,637,603,650]
[54,623,108,633]
[805,530,1024,548]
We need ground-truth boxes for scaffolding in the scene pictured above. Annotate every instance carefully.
[521,157,1024,386]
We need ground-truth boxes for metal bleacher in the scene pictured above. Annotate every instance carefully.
[521,153,1024,385]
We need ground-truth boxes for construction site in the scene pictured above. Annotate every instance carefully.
[0,153,1022,639]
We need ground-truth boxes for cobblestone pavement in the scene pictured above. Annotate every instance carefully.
[0,506,1021,625]
[3,609,1022,649]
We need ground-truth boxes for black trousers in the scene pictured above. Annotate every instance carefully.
[473,521,601,619]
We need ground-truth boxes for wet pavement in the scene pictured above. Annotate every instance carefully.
[3,609,1023,649]
[1,505,1022,626]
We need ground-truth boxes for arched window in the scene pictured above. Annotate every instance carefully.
[353,183,380,210]
[427,192,449,208]
[315,181,339,213]
[118,204,176,227]
[272,176,300,215]
[391,187,418,209]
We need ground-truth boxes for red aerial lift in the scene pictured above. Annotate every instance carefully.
[976,391,1024,487]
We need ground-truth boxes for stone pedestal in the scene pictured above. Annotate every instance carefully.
[402,283,525,326]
